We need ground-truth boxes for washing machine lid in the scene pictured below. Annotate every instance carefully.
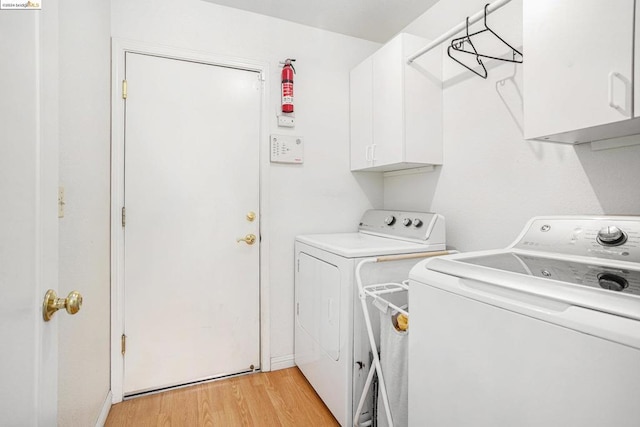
[417,251,640,318]
[454,251,640,296]
[296,232,442,258]
[411,251,640,353]
[410,215,640,322]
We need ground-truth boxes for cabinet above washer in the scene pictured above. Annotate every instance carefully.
[523,0,640,144]
[350,33,443,172]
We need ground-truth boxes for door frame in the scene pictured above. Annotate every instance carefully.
[110,38,271,403]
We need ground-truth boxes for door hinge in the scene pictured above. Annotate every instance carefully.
[121,206,126,227]
[121,334,127,355]
[122,80,128,99]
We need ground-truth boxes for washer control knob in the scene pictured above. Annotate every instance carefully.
[598,273,628,292]
[596,226,627,246]
[384,215,396,226]
[413,219,423,228]
[402,218,412,227]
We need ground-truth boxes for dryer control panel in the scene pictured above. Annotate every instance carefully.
[358,209,445,244]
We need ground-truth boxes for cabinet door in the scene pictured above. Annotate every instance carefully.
[350,57,373,171]
[372,36,404,167]
[403,34,443,166]
[524,0,634,140]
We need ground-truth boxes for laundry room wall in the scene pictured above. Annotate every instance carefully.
[58,0,111,425]
[111,0,383,367]
[384,0,640,252]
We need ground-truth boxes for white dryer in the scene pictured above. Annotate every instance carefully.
[294,209,446,426]
[409,216,640,427]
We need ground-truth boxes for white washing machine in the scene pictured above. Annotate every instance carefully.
[409,215,640,427]
[295,209,446,426]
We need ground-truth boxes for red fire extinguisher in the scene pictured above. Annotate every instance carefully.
[281,59,296,113]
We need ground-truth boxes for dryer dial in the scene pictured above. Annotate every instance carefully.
[402,218,412,227]
[384,216,396,226]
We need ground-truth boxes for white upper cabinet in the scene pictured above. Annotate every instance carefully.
[350,33,442,172]
[524,0,640,143]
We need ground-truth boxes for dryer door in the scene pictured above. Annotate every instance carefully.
[297,252,341,360]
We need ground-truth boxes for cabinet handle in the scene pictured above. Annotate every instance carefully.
[371,144,377,162]
[608,71,631,116]
[365,145,371,162]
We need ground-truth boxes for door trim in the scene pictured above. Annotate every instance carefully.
[110,38,271,403]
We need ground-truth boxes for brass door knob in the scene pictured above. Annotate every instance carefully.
[246,211,256,222]
[43,289,83,322]
[236,234,257,245]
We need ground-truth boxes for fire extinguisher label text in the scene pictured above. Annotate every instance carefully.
[282,82,293,97]
[282,82,294,112]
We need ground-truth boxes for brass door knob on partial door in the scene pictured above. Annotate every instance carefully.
[236,234,257,245]
[42,289,83,321]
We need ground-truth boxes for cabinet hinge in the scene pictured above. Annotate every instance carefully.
[297,302,299,315]
[122,80,128,99]
[297,258,299,272]
[121,334,127,355]
[121,207,126,227]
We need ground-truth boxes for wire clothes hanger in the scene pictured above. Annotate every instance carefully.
[447,16,488,79]
[447,3,523,78]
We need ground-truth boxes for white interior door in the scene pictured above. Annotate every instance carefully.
[1,10,58,425]
[123,52,261,395]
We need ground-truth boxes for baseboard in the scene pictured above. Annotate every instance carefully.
[95,390,113,427]
[270,354,295,371]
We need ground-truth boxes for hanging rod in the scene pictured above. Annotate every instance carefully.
[407,0,514,64]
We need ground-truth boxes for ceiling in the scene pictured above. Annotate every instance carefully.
[201,0,440,43]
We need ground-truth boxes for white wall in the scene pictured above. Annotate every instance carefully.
[58,0,111,425]
[111,0,383,364]
[386,0,640,251]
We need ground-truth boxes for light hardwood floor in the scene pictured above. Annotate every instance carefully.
[105,367,339,426]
